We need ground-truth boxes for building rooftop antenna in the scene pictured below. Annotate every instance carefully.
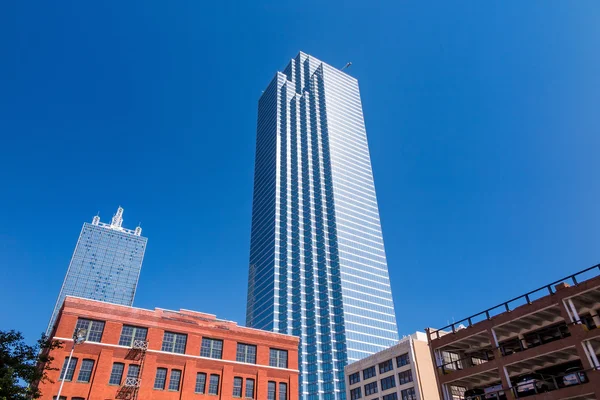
[341,62,352,71]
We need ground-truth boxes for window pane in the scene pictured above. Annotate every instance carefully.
[74,318,105,343]
[269,349,288,368]
[201,338,223,359]
[195,373,207,394]
[161,331,187,354]
[59,357,78,381]
[245,378,255,398]
[233,377,243,397]
[154,368,167,390]
[127,364,140,379]
[268,381,276,400]
[279,383,287,400]
[119,325,148,347]
[209,374,220,395]
[77,359,94,382]
[236,343,257,364]
[168,370,181,391]
[109,363,124,385]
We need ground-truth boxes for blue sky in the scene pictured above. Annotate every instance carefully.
[1,1,599,344]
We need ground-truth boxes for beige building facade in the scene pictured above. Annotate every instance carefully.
[345,332,441,400]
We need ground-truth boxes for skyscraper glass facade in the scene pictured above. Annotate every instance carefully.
[47,207,147,335]
[246,52,399,400]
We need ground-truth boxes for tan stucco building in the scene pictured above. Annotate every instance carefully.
[345,332,440,400]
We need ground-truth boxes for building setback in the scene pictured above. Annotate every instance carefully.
[427,263,600,400]
[47,207,147,335]
[345,332,440,400]
[40,296,299,400]
[246,51,399,400]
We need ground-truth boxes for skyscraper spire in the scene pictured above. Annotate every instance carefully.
[111,206,124,228]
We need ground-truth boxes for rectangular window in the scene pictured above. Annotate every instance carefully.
[379,359,393,374]
[154,368,167,390]
[364,381,378,396]
[268,381,276,400]
[401,387,417,400]
[127,364,140,380]
[168,369,181,391]
[233,377,243,397]
[398,369,413,385]
[381,375,396,391]
[383,393,399,400]
[75,318,105,342]
[76,359,94,382]
[350,387,362,400]
[208,374,220,395]
[396,353,410,367]
[118,325,148,347]
[195,373,206,394]
[269,349,288,368]
[363,366,376,380]
[109,363,124,385]
[245,378,255,398]
[59,357,78,381]
[161,331,187,354]
[349,371,360,385]
[236,343,257,364]
[201,338,223,359]
[279,382,287,400]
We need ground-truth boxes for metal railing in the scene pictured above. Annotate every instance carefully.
[437,351,496,375]
[123,377,141,388]
[498,324,570,356]
[431,263,600,339]
[463,367,594,399]
[132,339,148,351]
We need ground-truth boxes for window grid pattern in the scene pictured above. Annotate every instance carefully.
[154,368,167,390]
[161,332,187,354]
[233,377,243,397]
[398,369,413,385]
[397,353,410,367]
[349,372,360,385]
[401,387,417,400]
[201,338,223,359]
[77,359,94,382]
[127,364,140,379]
[118,325,148,347]
[245,53,399,400]
[381,375,396,391]
[168,370,181,391]
[75,318,105,342]
[195,373,206,394]
[363,366,376,380]
[383,393,399,400]
[269,349,288,368]
[245,378,255,398]
[209,374,220,395]
[279,382,288,400]
[46,221,147,335]
[268,381,276,400]
[236,343,257,364]
[379,359,393,374]
[364,381,378,396]
[109,363,124,385]
[59,357,78,381]
[350,387,362,400]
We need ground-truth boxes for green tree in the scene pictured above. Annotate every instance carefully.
[0,330,62,400]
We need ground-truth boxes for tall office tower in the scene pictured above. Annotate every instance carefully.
[246,52,399,400]
[46,207,147,335]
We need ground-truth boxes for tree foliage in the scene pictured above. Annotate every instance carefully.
[0,330,62,400]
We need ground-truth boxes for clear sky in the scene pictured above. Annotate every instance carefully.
[1,1,599,344]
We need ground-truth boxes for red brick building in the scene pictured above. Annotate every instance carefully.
[40,296,299,400]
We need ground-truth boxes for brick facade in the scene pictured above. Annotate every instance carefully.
[40,297,299,400]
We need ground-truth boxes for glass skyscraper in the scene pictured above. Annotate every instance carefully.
[47,207,147,335]
[246,52,399,400]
